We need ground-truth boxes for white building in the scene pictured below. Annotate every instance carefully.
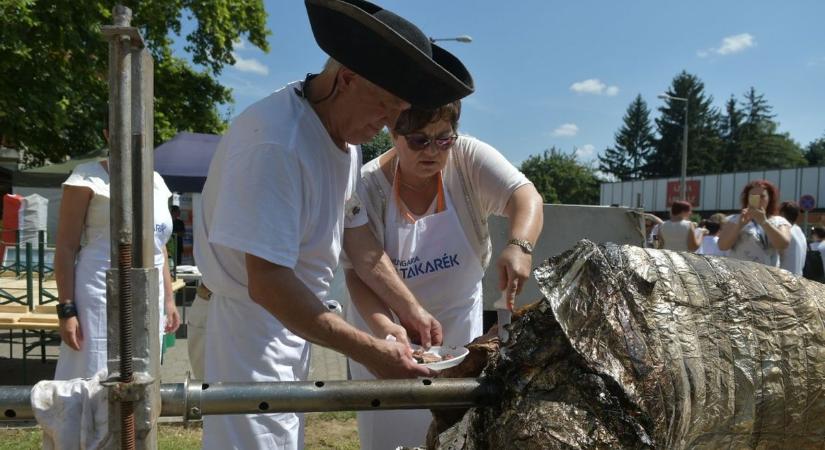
[600,166,825,213]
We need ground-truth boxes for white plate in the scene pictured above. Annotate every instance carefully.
[410,345,469,371]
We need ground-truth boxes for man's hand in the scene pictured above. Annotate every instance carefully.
[360,338,435,379]
[397,304,443,348]
[496,245,532,310]
[59,316,83,351]
[164,300,181,333]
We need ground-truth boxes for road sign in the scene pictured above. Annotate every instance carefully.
[800,194,816,211]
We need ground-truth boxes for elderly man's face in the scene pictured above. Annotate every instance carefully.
[341,75,410,144]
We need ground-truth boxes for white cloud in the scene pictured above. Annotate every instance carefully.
[698,33,755,58]
[575,144,596,160]
[595,170,619,183]
[233,39,246,50]
[570,78,620,96]
[231,52,269,75]
[808,56,825,67]
[552,123,579,137]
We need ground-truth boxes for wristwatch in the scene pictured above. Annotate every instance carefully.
[56,301,78,319]
[507,239,534,255]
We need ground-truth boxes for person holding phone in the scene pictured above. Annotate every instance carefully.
[718,180,791,266]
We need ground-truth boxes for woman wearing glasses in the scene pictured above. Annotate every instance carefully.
[345,100,543,449]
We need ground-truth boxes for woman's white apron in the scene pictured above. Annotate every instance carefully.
[350,175,484,450]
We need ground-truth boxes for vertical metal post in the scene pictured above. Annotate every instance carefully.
[107,6,136,450]
[680,101,688,201]
[14,230,20,276]
[804,210,810,239]
[103,6,159,449]
[25,243,32,310]
[38,231,44,305]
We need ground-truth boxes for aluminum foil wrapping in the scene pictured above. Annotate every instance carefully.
[430,240,825,449]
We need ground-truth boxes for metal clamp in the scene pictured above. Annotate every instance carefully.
[183,371,203,423]
[102,372,155,402]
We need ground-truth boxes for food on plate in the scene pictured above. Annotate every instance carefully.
[412,348,454,364]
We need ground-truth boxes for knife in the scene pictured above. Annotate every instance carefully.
[493,292,512,343]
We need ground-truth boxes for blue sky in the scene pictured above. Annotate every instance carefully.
[181,0,825,166]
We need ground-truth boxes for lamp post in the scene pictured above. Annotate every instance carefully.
[658,93,689,201]
[429,35,473,44]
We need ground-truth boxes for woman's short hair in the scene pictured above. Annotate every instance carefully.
[670,200,692,216]
[740,180,780,216]
[393,100,461,135]
[813,226,825,240]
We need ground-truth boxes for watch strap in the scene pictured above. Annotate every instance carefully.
[56,302,78,319]
[507,238,534,254]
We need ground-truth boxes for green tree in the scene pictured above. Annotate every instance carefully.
[805,136,825,166]
[734,87,806,170]
[520,148,600,205]
[0,0,269,165]
[360,129,393,164]
[598,94,655,181]
[719,95,745,171]
[644,71,723,178]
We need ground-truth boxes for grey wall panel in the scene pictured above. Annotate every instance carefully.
[643,180,655,210]
[748,170,766,182]
[631,181,644,208]
[483,205,644,309]
[601,166,825,212]
[780,169,799,201]
[819,168,825,208]
[764,170,781,193]
[655,179,668,212]
[720,174,735,210]
[612,183,622,205]
[799,167,818,203]
[702,175,718,212]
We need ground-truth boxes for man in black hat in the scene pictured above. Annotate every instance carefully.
[192,0,473,448]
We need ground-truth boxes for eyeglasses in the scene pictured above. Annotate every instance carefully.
[403,133,458,151]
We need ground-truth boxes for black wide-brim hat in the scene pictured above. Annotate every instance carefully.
[305,0,474,109]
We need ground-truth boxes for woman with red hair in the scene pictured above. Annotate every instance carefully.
[718,180,791,266]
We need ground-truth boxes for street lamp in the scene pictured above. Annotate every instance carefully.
[658,93,689,201]
[429,35,473,44]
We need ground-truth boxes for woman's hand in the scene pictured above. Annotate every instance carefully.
[748,206,768,225]
[59,316,84,351]
[164,300,181,333]
[397,305,443,348]
[496,245,532,309]
[368,312,411,346]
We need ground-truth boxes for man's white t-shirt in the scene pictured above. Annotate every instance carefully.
[194,81,367,302]
[780,224,807,275]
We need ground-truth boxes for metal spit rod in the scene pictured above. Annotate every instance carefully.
[0,378,494,422]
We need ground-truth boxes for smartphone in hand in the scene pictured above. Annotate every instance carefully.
[748,194,761,208]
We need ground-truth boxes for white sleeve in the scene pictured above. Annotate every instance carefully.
[208,144,302,269]
[459,137,531,216]
[153,172,173,199]
[344,180,368,229]
[62,165,97,191]
[768,216,791,228]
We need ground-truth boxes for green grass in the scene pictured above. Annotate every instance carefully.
[0,413,359,449]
